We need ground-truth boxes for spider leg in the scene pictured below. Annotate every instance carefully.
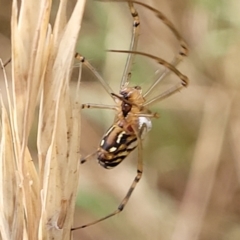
[104,0,188,97]
[110,51,188,85]
[94,0,140,88]
[80,151,98,164]
[81,103,117,111]
[75,53,115,101]
[72,124,146,231]
[128,0,188,98]
[74,55,119,110]
[108,50,188,107]
[120,1,140,89]
[143,82,185,107]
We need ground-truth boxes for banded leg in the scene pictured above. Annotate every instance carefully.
[74,54,117,110]
[108,50,188,107]
[75,53,115,101]
[105,0,188,97]
[80,151,98,164]
[120,1,140,88]
[80,103,117,163]
[128,1,188,97]
[110,50,188,86]
[72,126,145,231]
[82,103,117,111]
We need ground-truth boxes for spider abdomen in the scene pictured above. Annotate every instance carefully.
[98,124,137,169]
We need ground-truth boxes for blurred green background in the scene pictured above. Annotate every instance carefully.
[1,0,240,240]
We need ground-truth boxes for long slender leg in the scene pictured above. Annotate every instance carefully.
[81,103,117,111]
[96,1,140,88]
[133,0,188,97]
[108,50,188,106]
[127,1,188,98]
[105,0,188,57]
[143,83,184,107]
[80,151,98,164]
[75,53,117,110]
[104,0,188,97]
[120,1,140,89]
[71,127,145,231]
[109,50,188,87]
[75,53,115,101]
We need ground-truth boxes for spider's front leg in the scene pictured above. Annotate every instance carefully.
[81,103,117,111]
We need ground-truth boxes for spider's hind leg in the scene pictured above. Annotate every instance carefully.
[80,151,98,164]
[71,124,147,231]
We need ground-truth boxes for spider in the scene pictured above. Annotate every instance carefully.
[72,0,188,231]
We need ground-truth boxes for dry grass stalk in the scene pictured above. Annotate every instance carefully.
[0,0,86,239]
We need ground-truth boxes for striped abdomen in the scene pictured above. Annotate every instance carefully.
[97,124,137,169]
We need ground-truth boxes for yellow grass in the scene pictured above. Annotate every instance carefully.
[0,0,85,239]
